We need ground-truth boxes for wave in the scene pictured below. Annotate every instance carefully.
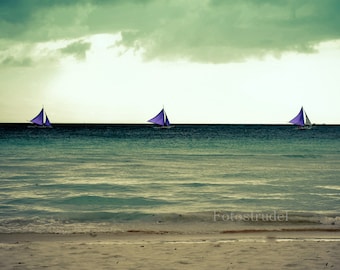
[0,211,339,234]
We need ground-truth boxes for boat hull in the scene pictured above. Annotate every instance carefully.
[27,125,53,129]
[295,126,312,130]
[152,125,174,129]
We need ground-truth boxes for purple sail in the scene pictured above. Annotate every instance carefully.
[30,107,52,127]
[45,115,52,127]
[148,108,171,126]
[165,115,170,126]
[30,109,44,126]
[289,107,305,126]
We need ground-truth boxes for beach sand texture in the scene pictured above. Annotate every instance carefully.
[1,231,339,270]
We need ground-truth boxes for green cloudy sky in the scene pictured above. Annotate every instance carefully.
[1,0,340,123]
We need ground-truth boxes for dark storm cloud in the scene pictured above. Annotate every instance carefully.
[0,0,339,63]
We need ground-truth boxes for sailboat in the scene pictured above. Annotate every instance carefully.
[29,107,52,128]
[147,107,173,128]
[289,106,312,129]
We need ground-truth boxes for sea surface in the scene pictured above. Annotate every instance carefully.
[0,124,339,233]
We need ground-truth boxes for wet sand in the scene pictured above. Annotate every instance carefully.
[1,230,339,269]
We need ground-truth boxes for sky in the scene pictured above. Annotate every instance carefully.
[0,0,340,124]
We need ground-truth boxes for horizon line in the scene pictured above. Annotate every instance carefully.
[1,122,339,126]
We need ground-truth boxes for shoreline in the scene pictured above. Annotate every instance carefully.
[1,216,339,234]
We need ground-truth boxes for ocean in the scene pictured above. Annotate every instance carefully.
[0,124,339,233]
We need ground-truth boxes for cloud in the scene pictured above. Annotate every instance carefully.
[60,41,91,60]
[0,56,33,67]
[0,38,91,68]
[0,0,339,63]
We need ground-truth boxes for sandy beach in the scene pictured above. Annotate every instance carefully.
[1,229,339,270]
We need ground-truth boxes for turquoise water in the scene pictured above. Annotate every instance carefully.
[0,124,339,233]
